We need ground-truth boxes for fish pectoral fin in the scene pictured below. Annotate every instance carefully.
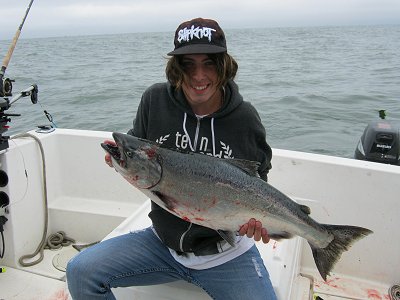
[150,191,177,211]
[269,232,293,241]
[217,230,236,247]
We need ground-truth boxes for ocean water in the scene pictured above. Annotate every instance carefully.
[1,25,400,158]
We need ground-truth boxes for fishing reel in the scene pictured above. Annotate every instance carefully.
[0,76,13,97]
[0,76,39,152]
[0,0,38,152]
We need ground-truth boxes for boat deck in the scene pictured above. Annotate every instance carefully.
[294,270,391,300]
[0,267,67,300]
[1,256,392,300]
[0,199,392,300]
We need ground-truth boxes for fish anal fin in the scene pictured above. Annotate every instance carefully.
[217,230,236,247]
[269,232,293,241]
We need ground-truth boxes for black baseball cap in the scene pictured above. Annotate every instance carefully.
[168,18,227,56]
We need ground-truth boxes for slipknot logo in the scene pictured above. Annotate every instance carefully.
[177,25,216,43]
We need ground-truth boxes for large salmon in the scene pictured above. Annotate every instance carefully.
[101,132,372,280]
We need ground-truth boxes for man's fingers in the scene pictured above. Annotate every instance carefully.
[103,139,116,145]
[239,223,249,236]
[246,218,256,238]
[239,219,270,244]
[261,228,270,244]
[253,221,262,241]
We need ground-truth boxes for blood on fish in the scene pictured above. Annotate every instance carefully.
[145,147,157,159]
[202,197,218,208]
[127,175,140,185]
[182,216,191,222]
[195,217,205,221]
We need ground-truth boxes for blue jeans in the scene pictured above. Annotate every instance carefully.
[66,227,277,300]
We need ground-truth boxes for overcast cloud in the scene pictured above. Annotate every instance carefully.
[1,0,399,39]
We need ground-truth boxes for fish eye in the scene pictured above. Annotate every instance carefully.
[125,151,133,157]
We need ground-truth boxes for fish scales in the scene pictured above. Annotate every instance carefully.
[155,145,331,246]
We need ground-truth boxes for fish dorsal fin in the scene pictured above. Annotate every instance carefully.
[300,204,311,215]
[226,159,260,177]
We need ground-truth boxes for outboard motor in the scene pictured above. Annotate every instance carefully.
[355,111,400,165]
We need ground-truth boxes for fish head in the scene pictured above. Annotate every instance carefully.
[101,133,162,189]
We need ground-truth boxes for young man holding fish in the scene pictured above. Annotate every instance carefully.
[67,18,276,299]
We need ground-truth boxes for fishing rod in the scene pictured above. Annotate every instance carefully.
[0,0,34,96]
[0,0,38,152]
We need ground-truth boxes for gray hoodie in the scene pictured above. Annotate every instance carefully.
[129,79,272,255]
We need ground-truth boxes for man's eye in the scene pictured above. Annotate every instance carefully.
[181,61,194,69]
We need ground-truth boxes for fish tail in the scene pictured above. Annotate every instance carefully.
[309,224,373,281]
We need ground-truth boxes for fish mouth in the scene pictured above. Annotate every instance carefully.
[101,140,126,168]
[101,141,120,160]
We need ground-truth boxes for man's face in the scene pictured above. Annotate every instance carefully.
[181,54,221,114]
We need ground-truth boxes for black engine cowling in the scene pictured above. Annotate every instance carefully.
[355,120,400,165]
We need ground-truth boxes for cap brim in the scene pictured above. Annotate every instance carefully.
[168,44,227,56]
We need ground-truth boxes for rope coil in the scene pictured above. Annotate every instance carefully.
[389,285,400,300]
[45,231,75,250]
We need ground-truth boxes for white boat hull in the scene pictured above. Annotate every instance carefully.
[0,128,398,299]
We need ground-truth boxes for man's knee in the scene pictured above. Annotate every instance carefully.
[66,252,93,283]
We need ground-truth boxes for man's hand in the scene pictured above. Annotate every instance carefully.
[103,140,116,167]
[239,218,270,244]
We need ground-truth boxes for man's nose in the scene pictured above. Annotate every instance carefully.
[192,64,207,80]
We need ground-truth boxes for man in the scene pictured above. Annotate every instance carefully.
[67,18,276,300]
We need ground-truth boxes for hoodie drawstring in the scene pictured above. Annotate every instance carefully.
[183,113,196,152]
[211,118,216,157]
[183,112,216,156]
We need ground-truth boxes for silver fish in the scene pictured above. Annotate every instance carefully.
[101,132,372,280]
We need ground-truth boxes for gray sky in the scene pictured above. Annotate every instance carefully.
[1,0,400,39]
